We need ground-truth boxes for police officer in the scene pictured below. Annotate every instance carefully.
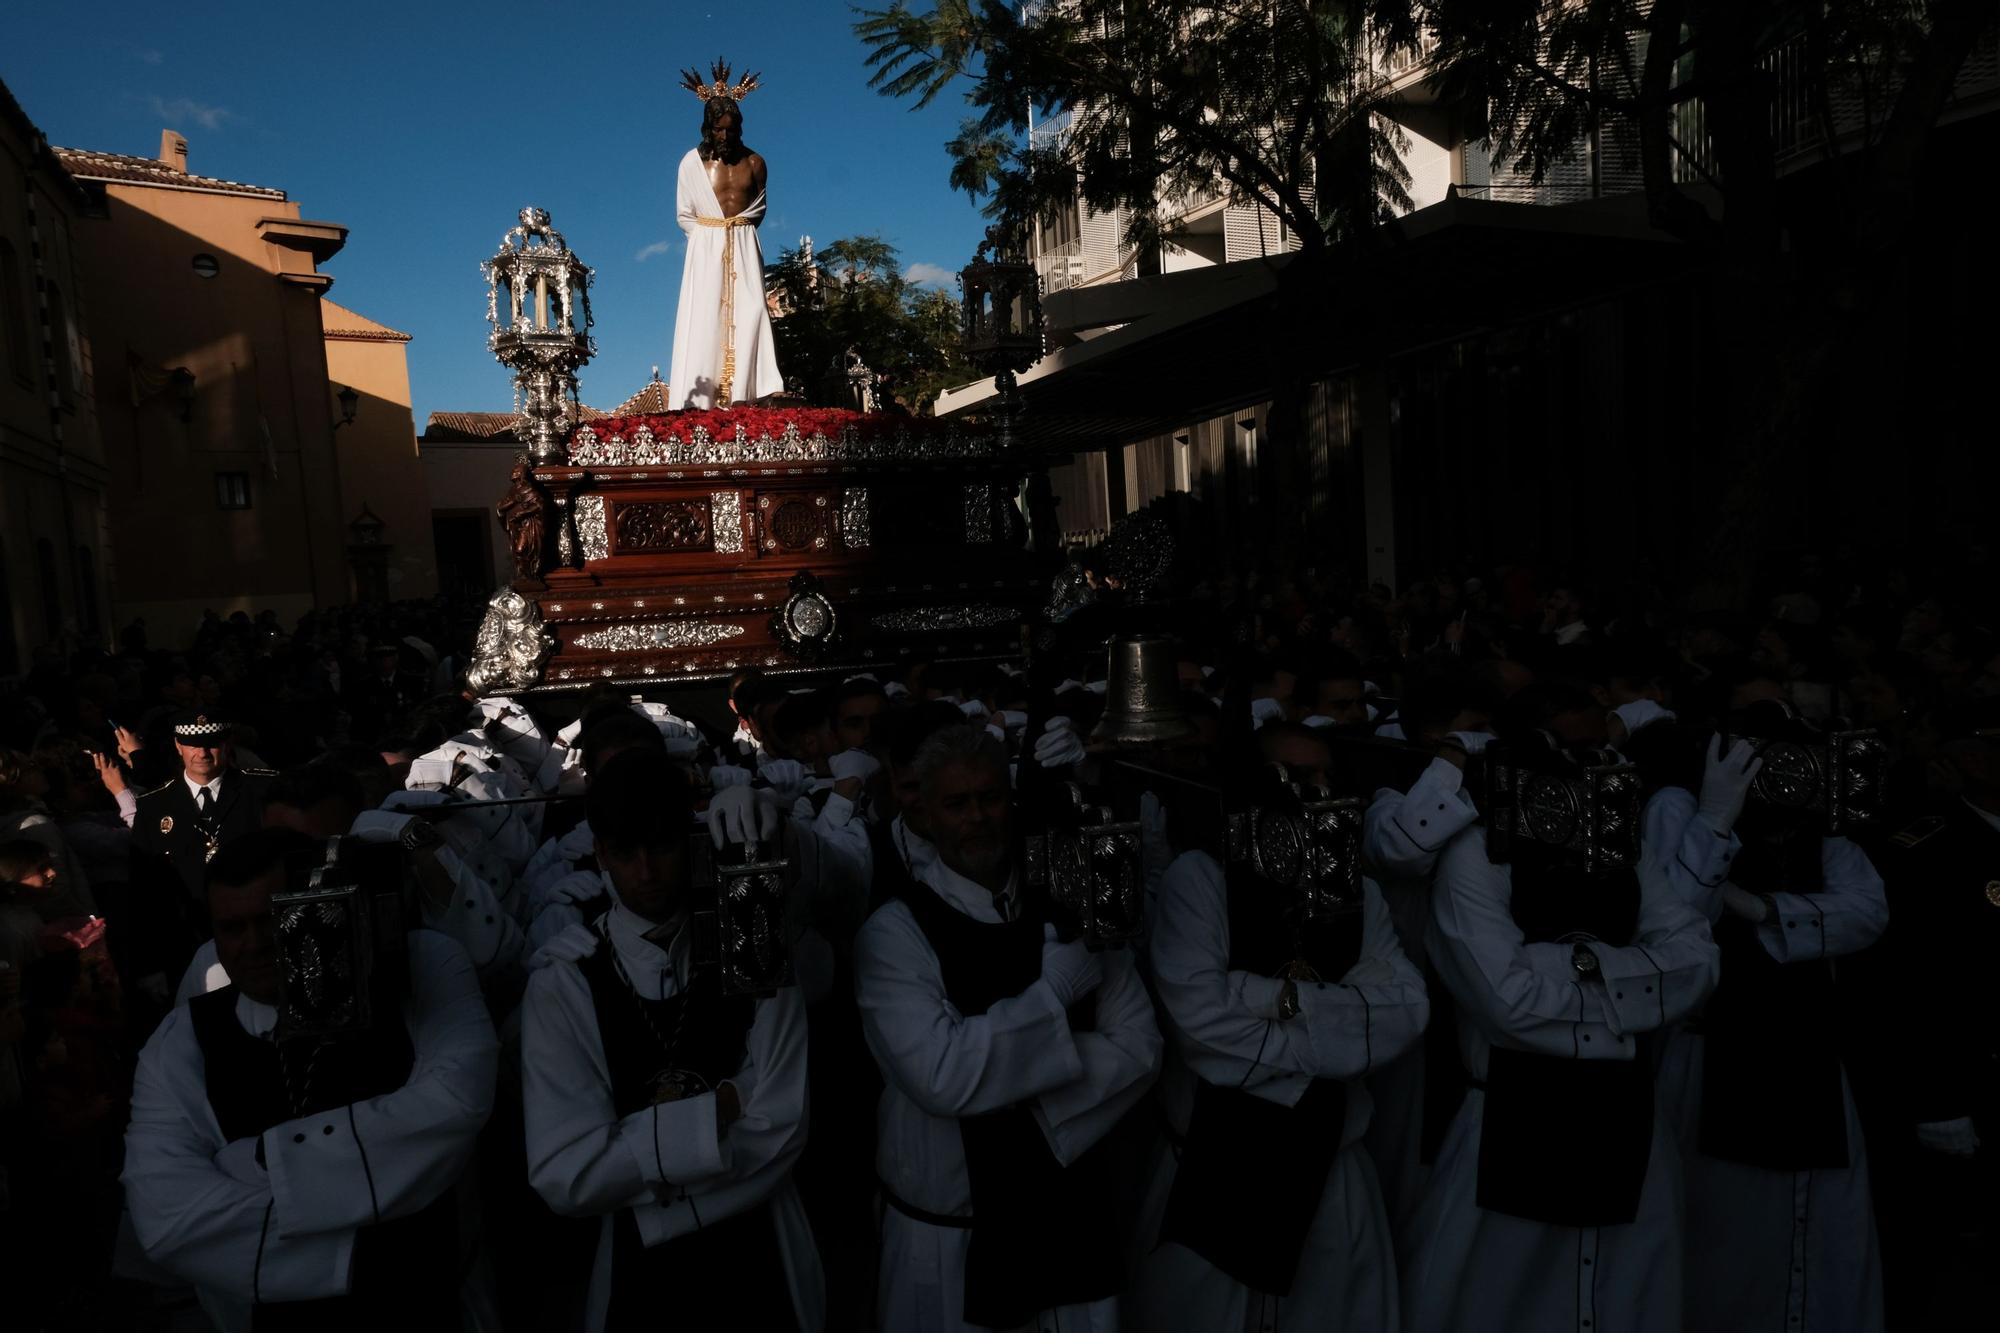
[122,712,275,1012]
[131,711,275,903]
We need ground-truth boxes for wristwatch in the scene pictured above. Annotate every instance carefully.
[1571,944,1601,979]
[1276,978,1301,1021]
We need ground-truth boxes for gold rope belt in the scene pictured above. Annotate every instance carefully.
[695,214,754,405]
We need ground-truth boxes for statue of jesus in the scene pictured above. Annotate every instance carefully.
[670,60,784,410]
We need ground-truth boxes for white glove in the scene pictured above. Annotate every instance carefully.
[708,763,754,790]
[1033,716,1087,768]
[883,681,910,700]
[1445,729,1492,755]
[1915,1117,1981,1157]
[708,783,781,848]
[1083,680,1107,695]
[542,869,603,907]
[526,923,602,971]
[214,1136,264,1185]
[1697,737,1764,832]
[350,810,419,843]
[996,709,1028,731]
[1250,696,1286,726]
[828,749,881,783]
[1039,937,1104,1008]
[757,757,808,800]
[959,699,991,720]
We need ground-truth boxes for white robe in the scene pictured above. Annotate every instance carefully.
[853,858,1163,1333]
[519,903,824,1332]
[1400,828,1720,1333]
[1131,852,1427,1333]
[1359,759,1482,1239]
[124,931,498,1333]
[1646,789,1889,1333]
[669,147,783,408]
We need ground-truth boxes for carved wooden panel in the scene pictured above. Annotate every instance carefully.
[757,491,832,554]
[613,500,714,553]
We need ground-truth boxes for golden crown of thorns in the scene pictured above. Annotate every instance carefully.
[681,59,762,103]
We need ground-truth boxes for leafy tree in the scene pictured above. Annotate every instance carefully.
[855,0,1415,553]
[765,233,978,413]
[860,0,1999,595]
[856,0,1414,256]
[1408,0,1999,600]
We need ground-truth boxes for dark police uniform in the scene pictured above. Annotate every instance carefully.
[124,716,273,986]
[132,767,274,902]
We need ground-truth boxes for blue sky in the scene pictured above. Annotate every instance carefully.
[6,1,992,424]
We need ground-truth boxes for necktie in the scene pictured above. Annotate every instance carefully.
[197,787,213,817]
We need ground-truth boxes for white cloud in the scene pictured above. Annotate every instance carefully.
[904,262,957,289]
[634,239,674,262]
[139,50,164,66]
[147,96,233,131]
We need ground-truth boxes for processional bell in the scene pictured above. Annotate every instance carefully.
[1091,635,1195,749]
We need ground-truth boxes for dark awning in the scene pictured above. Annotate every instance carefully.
[937,191,1701,452]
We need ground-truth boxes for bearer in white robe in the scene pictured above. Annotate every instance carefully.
[854,724,1162,1333]
[1647,727,1889,1333]
[1133,844,1428,1333]
[124,828,498,1332]
[669,91,782,408]
[1401,812,1719,1333]
[520,748,824,1332]
[1360,726,1488,1239]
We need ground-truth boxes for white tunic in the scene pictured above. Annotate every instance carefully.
[1646,789,1889,1333]
[1400,828,1720,1333]
[124,931,498,1333]
[854,857,1163,1333]
[1360,758,1481,1238]
[520,903,823,1332]
[1132,851,1427,1333]
[669,147,783,408]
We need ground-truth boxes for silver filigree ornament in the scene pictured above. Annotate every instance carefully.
[483,207,596,464]
[574,494,608,562]
[466,587,556,694]
[869,604,1018,633]
[572,621,748,652]
[964,484,995,544]
[712,491,744,554]
[567,423,993,467]
[841,487,871,549]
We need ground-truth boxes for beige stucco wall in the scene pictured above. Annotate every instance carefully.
[419,437,515,591]
[322,299,437,601]
[70,163,351,628]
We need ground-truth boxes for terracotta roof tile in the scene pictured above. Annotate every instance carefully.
[320,298,412,342]
[610,378,675,416]
[422,402,606,442]
[51,146,286,200]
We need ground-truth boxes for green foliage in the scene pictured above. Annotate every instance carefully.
[854,1,1424,254]
[764,234,977,414]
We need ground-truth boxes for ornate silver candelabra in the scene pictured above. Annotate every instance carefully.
[483,207,596,464]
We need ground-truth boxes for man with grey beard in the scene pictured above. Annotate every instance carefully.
[853,724,1161,1333]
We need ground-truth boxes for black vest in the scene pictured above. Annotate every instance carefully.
[1158,867,1364,1296]
[892,878,1122,1329]
[575,940,794,1333]
[868,817,921,915]
[1698,820,1849,1170]
[1474,855,1657,1227]
[186,984,457,1331]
